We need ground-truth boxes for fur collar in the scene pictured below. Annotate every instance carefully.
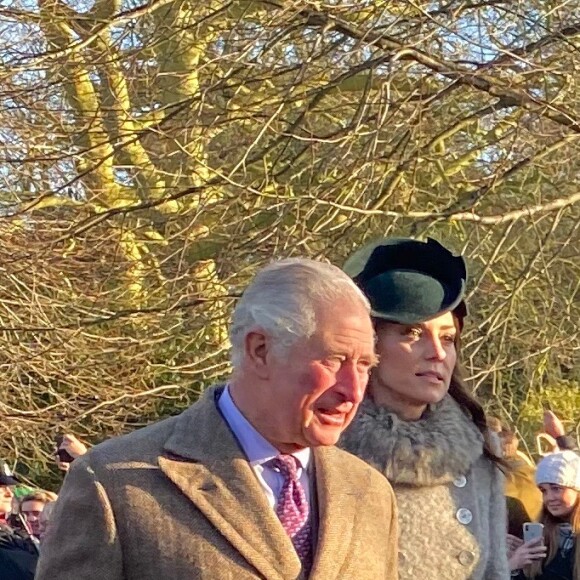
[340,395,484,487]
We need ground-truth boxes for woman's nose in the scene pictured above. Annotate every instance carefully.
[425,336,446,360]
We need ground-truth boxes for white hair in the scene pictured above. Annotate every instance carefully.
[229,258,370,369]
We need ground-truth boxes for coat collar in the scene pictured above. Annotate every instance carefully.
[158,385,366,579]
[340,394,484,486]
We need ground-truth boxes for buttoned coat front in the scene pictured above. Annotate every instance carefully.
[36,386,399,580]
[340,395,510,580]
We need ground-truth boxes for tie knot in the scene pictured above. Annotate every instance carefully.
[272,454,299,480]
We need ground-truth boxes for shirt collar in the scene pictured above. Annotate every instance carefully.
[218,385,311,471]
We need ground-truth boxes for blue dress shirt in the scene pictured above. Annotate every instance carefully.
[218,385,311,510]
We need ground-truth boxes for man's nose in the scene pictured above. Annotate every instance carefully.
[337,362,366,403]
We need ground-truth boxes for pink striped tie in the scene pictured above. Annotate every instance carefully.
[273,454,313,573]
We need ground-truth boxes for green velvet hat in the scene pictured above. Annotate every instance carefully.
[344,237,468,326]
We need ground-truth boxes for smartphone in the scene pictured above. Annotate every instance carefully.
[55,435,75,463]
[523,522,545,544]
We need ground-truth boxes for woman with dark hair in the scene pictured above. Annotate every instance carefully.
[340,237,509,579]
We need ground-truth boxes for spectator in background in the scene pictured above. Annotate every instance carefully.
[501,429,543,528]
[512,450,579,579]
[1,478,13,527]
[487,415,503,436]
[18,491,58,539]
[0,462,38,580]
[502,427,535,467]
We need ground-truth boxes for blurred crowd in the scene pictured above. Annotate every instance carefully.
[495,411,579,577]
[0,435,86,579]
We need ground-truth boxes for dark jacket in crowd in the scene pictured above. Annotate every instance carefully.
[514,546,575,580]
[0,525,38,580]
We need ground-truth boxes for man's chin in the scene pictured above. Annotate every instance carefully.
[305,420,345,447]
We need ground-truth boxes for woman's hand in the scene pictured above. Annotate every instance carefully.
[508,537,547,571]
[506,534,523,558]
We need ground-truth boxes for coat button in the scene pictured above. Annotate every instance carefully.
[458,550,476,566]
[453,475,467,488]
[456,508,473,525]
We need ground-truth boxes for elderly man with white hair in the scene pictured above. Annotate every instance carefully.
[37,258,399,580]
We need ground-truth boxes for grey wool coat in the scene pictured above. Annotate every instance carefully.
[36,385,399,580]
[340,395,510,580]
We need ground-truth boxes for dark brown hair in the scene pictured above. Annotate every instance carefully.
[448,317,505,467]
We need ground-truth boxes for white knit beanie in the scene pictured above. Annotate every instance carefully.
[535,450,580,491]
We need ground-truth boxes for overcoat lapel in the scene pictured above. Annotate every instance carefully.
[158,387,300,580]
[309,446,366,578]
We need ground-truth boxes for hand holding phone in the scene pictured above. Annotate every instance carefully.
[509,532,547,569]
[55,434,76,464]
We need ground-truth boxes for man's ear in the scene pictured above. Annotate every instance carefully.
[244,329,272,379]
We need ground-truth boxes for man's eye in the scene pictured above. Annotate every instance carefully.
[357,360,373,373]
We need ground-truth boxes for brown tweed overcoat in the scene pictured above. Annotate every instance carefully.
[36,386,399,580]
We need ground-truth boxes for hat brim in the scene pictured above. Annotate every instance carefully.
[345,237,468,325]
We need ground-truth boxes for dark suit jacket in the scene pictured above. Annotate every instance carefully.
[36,386,398,579]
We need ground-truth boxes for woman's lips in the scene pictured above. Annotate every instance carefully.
[416,371,444,382]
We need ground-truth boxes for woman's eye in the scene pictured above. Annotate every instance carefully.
[442,334,456,343]
[406,327,422,338]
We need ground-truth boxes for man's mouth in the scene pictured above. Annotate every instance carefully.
[315,407,349,425]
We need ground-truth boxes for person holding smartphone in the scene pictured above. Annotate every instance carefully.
[511,450,580,579]
[54,433,88,472]
[340,237,509,579]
